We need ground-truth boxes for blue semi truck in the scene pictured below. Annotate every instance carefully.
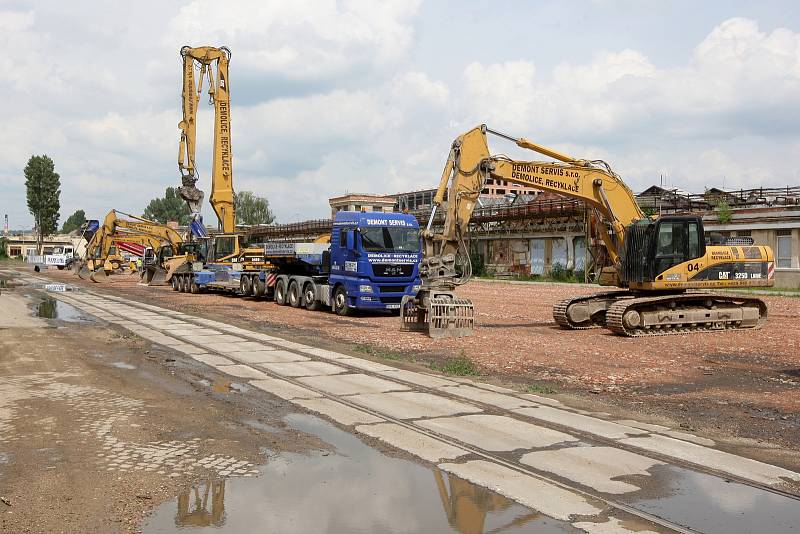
[170,211,422,315]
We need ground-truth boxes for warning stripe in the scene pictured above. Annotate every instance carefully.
[768,262,775,279]
[116,242,146,257]
[266,273,278,287]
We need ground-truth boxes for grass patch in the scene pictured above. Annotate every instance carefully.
[353,344,404,361]
[526,383,558,395]
[430,357,478,376]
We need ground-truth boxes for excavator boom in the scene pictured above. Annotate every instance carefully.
[177,45,235,234]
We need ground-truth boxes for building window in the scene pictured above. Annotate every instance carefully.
[373,206,384,212]
[737,230,751,237]
[495,189,505,195]
[777,230,792,268]
[9,246,21,256]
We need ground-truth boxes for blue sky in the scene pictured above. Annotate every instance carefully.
[1,0,799,230]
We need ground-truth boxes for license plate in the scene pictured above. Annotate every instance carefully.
[386,304,400,309]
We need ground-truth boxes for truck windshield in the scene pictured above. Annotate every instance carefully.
[360,227,419,253]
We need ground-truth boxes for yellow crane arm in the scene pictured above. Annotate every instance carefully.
[83,210,184,262]
[177,45,235,233]
[427,125,643,274]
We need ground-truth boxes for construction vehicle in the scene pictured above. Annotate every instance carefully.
[176,45,234,236]
[402,124,774,338]
[170,211,423,315]
[77,210,186,283]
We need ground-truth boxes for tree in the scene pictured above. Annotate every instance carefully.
[714,200,733,224]
[24,155,61,253]
[235,191,275,225]
[61,209,86,234]
[143,187,191,225]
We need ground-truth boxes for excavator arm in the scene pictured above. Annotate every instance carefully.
[421,124,643,291]
[177,45,235,234]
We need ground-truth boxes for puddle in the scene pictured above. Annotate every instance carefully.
[112,362,136,370]
[36,296,92,322]
[626,466,798,534]
[0,452,12,464]
[242,419,280,434]
[142,414,572,533]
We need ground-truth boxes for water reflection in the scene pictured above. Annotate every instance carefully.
[35,296,90,322]
[434,470,541,534]
[143,414,568,533]
[176,480,226,528]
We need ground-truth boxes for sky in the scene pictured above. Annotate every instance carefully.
[1,0,799,229]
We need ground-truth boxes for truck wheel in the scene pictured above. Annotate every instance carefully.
[171,276,179,291]
[189,277,200,294]
[241,275,252,296]
[288,280,301,308]
[304,283,321,311]
[179,275,188,293]
[57,265,65,271]
[254,277,266,298]
[275,279,287,305]
[333,286,352,316]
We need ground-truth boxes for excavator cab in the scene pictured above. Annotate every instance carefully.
[621,216,705,283]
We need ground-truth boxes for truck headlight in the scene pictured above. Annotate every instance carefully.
[359,284,373,293]
[412,284,421,292]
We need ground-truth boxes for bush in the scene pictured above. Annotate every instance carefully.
[549,262,571,282]
[714,200,733,223]
[469,246,486,277]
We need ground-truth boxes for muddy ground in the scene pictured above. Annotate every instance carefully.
[34,265,800,459]
[0,279,325,533]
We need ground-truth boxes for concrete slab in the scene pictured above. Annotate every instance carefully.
[192,354,237,367]
[169,343,209,356]
[212,364,271,380]
[298,374,409,396]
[340,358,398,373]
[356,423,469,463]
[347,391,482,420]
[521,446,664,494]
[417,414,578,452]
[513,406,649,439]
[573,518,659,534]
[438,460,602,521]
[258,361,346,377]
[268,339,311,351]
[619,435,800,486]
[247,333,282,342]
[298,347,354,360]
[471,382,515,394]
[440,385,538,410]
[293,398,384,426]
[222,341,272,352]
[227,350,308,365]
[379,369,457,388]
[201,342,254,353]
[250,378,323,400]
[518,393,563,407]
[616,419,715,445]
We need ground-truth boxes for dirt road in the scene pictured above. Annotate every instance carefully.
[39,266,800,453]
[3,265,799,534]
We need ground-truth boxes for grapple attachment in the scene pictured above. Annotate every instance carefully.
[401,291,474,339]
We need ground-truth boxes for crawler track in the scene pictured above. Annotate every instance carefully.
[606,292,768,337]
[552,291,633,329]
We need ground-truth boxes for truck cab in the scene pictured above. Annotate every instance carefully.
[329,211,422,312]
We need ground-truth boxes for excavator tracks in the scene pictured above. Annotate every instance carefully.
[605,292,768,337]
[552,291,634,329]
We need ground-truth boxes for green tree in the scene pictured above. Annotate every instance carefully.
[143,187,191,225]
[235,191,275,225]
[24,155,61,253]
[60,209,86,234]
[714,200,733,224]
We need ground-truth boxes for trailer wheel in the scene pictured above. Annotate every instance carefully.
[189,277,200,294]
[304,283,321,311]
[275,279,287,305]
[333,286,352,316]
[241,275,252,296]
[179,275,188,293]
[171,276,179,291]
[254,276,266,298]
[288,280,301,308]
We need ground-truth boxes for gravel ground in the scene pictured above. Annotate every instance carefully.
[38,267,800,456]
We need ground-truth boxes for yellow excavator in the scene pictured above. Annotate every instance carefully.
[402,124,774,338]
[77,210,186,283]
